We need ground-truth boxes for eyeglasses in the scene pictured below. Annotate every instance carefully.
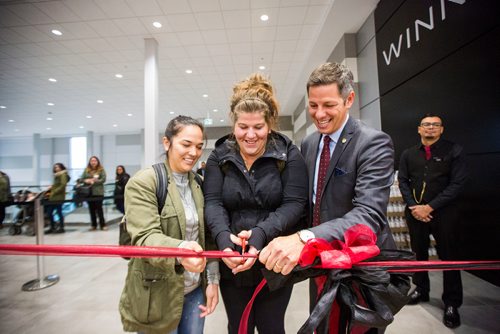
[420,122,442,128]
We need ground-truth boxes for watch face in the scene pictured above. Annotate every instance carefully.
[300,230,314,243]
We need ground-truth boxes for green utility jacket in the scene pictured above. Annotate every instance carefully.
[80,168,106,196]
[0,172,11,203]
[119,161,206,334]
[49,170,69,201]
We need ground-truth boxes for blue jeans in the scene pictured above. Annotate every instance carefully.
[138,286,205,334]
[170,286,205,334]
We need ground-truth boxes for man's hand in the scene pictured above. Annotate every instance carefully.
[409,204,433,222]
[178,241,206,273]
[259,233,304,275]
[199,284,219,318]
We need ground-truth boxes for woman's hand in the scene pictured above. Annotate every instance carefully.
[221,247,242,269]
[231,245,258,274]
[199,284,219,318]
[179,241,206,273]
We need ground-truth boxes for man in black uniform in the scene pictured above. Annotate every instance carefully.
[398,114,467,328]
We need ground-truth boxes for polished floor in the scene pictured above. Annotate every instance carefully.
[0,220,499,334]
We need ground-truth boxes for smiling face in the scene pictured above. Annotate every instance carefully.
[163,125,204,173]
[307,83,354,135]
[233,111,269,160]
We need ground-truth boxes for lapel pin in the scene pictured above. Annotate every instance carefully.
[341,138,347,144]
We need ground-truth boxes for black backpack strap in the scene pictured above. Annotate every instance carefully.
[193,172,203,187]
[152,162,169,215]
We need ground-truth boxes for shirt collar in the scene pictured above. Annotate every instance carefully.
[324,114,349,144]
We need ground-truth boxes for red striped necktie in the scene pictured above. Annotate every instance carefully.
[313,136,331,227]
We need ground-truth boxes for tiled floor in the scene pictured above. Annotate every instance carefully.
[0,222,499,334]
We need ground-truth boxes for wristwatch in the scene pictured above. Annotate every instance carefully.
[297,229,315,244]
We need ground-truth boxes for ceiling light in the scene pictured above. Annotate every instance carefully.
[202,94,208,98]
[113,124,118,127]
[153,21,162,28]
[46,127,52,130]
[185,69,193,74]
[86,115,92,119]
[213,109,218,112]
[220,119,224,122]
[97,100,103,104]
[47,102,54,106]
[260,14,269,21]
[14,129,19,132]
[169,111,175,115]
[51,29,62,36]
[115,74,123,78]
[127,113,133,117]
[46,117,53,121]
[8,119,14,122]
[0,106,6,109]
[48,78,57,82]
[259,65,266,70]
[79,126,84,129]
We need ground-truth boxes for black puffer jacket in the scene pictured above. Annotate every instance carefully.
[204,131,308,286]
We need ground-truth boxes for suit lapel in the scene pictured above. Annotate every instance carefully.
[321,117,357,193]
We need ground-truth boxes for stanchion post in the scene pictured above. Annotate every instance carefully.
[22,192,59,291]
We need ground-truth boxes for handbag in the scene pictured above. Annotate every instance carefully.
[73,183,92,199]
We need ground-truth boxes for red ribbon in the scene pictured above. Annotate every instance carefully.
[0,244,257,259]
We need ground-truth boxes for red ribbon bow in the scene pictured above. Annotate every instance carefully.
[299,224,380,269]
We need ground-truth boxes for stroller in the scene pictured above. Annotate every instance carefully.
[8,188,49,236]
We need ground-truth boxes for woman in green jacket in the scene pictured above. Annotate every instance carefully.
[0,171,12,229]
[80,156,107,230]
[45,163,69,233]
[119,115,219,334]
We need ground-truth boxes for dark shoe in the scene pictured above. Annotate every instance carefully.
[443,306,460,328]
[89,226,97,231]
[55,228,65,233]
[407,290,430,305]
[45,228,56,234]
[100,225,108,231]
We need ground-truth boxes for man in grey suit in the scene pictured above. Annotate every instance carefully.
[259,62,397,331]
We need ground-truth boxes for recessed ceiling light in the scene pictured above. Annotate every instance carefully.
[0,106,6,109]
[46,117,53,121]
[213,109,218,112]
[51,29,62,36]
[97,100,103,104]
[115,74,123,78]
[86,115,92,119]
[185,69,193,74]
[46,127,52,130]
[260,14,269,21]
[113,124,118,127]
[169,111,175,115]
[48,78,57,82]
[259,65,266,70]
[14,129,19,132]
[153,21,162,28]
[202,94,208,98]
[127,113,133,117]
[47,102,54,106]
[8,119,14,123]
[79,126,84,129]
[220,119,224,122]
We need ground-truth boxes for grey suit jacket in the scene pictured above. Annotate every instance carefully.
[301,117,396,249]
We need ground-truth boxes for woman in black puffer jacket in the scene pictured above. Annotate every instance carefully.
[203,73,308,334]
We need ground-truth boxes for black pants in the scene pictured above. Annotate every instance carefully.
[220,278,293,334]
[87,196,105,228]
[45,204,64,229]
[115,199,124,214]
[406,205,463,307]
[0,203,6,225]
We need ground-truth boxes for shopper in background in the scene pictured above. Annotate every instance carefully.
[196,161,206,177]
[45,163,69,233]
[119,115,219,334]
[203,73,308,334]
[0,170,13,229]
[258,62,396,333]
[398,114,467,328]
[80,156,107,231]
[114,165,130,215]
